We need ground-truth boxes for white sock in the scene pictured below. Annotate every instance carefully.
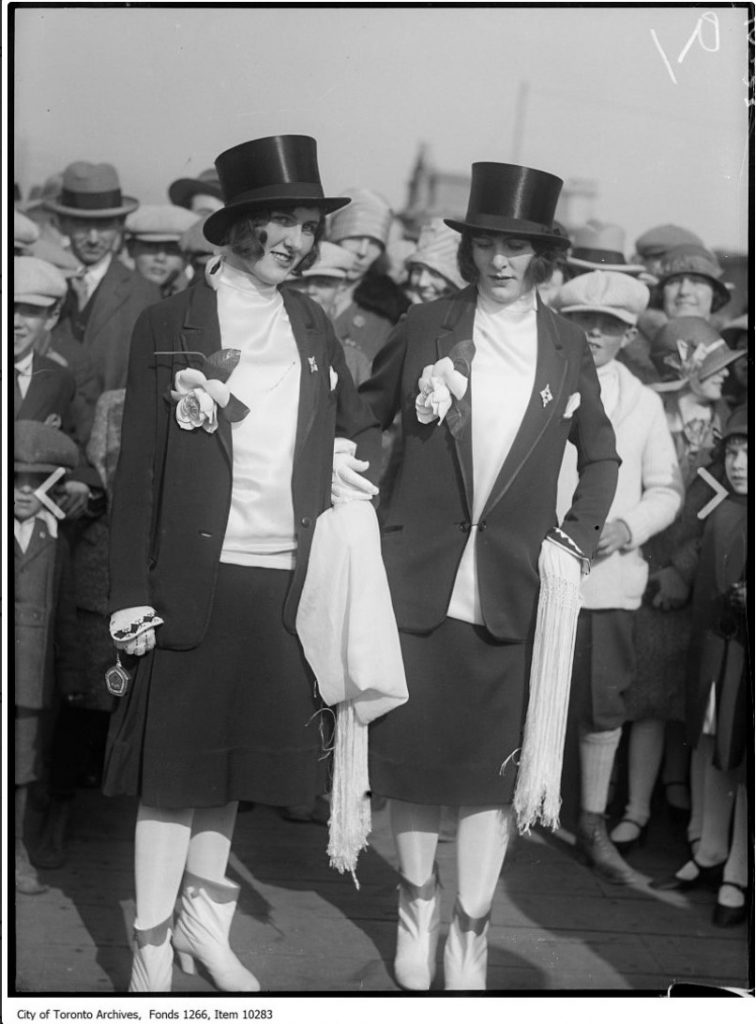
[134,803,193,931]
[697,753,736,867]
[579,728,621,815]
[456,805,512,918]
[185,802,239,882]
[622,719,664,824]
[390,799,441,886]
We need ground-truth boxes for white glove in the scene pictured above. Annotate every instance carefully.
[538,536,582,588]
[331,438,379,505]
[109,606,164,657]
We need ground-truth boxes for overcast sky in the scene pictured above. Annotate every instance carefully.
[11,4,751,253]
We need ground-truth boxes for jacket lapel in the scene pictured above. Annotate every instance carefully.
[435,287,477,514]
[281,288,322,463]
[482,297,569,517]
[178,280,231,466]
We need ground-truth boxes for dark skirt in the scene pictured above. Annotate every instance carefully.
[570,609,636,732]
[368,618,531,806]
[102,565,328,809]
[623,604,689,722]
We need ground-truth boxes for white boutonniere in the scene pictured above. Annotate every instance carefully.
[308,356,318,374]
[165,349,250,432]
[563,392,581,418]
[329,366,338,392]
[415,339,475,427]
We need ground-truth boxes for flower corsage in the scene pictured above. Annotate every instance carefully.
[168,349,250,433]
[415,339,475,430]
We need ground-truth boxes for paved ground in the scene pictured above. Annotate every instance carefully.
[12,784,752,997]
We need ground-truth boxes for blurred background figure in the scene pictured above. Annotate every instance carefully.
[611,317,746,856]
[720,313,749,408]
[403,218,464,305]
[178,213,221,281]
[328,187,410,366]
[565,220,647,280]
[632,224,705,279]
[48,161,160,397]
[655,244,733,326]
[168,166,224,217]
[125,205,200,298]
[23,172,70,251]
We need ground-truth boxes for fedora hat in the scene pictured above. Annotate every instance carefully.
[444,162,568,247]
[567,220,646,274]
[203,135,351,246]
[43,162,138,219]
[168,167,223,209]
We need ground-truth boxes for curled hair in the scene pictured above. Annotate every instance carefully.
[457,230,563,290]
[225,205,325,274]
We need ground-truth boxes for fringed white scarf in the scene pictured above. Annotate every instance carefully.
[512,538,582,834]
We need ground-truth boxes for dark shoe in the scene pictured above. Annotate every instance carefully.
[650,857,725,892]
[713,884,748,927]
[576,811,640,885]
[609,818,648,856]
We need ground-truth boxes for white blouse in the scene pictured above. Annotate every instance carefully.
[210,259,301,569]
[447,290,539,624]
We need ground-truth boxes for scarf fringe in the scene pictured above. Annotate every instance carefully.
[513,568,581,835]
[327,701,372,889]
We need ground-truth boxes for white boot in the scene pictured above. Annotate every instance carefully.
[443,898,490,990]
[173,872,260,991]
[129,917,173,992]
[394,863,441,990]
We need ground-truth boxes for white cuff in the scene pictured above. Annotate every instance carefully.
[110,606,164,642]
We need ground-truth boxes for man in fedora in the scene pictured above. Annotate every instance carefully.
[168,167,224,217]
[47,162,160,396]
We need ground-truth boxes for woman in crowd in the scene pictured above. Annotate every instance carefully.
[403,218,465,306]
[103,135,381,993]
[361,161,619,990]
[610,318,744,853]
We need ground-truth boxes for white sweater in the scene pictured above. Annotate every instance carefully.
[556,360,682,610]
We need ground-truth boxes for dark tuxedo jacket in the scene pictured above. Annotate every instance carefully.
[360,286,620,642]
[15,353,76,432]
[53,258,160,396]
[109,279,381,648]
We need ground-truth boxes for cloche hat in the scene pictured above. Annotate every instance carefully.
[444,162,568,247]
[328,188,393,248]
[203,135,351,246]
[651,316,745,391]
[656,244,732,313]
[169,167,223,209]
[407,218,465,290]
[43,162,138,219]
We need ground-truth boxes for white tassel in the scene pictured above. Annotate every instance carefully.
[327,701,372,888]
[512,545,582,835]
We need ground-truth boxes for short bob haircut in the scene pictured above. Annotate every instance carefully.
[457,229,563,290]
[224,204,326,275]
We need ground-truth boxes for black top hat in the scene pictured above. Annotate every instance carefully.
[445,162,568,247]
[203,135,351,246]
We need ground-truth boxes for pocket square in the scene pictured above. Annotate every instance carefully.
[563,392,581,418]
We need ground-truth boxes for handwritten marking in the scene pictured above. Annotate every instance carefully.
[651,12,721,85]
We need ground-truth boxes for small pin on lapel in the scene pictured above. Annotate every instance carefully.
[540,384,553,407]
[308,356,318,374]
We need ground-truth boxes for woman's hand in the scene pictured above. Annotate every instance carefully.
[596,519,632,556]
[331,438,379,504]
[109,606,164,657]
[649,567,689,610]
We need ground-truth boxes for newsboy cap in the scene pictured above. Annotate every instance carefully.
[14,256,68,306]
[15,420,79,473]
[554,270,650,326]
[634,224,704,259]
[125,204,200,242]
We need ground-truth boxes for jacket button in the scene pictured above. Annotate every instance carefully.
[300,516,312,528]
[478,520,487,532]
[459,521,470,533]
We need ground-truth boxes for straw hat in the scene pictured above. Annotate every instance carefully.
[567,220,645,274]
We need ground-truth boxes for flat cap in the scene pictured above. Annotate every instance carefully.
[635,224,704,258]
[15,420,79,473]
[125,204,200,242]
[554,270,650,325]
[14,255,68,306]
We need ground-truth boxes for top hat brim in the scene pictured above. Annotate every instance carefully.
[443,215,569,248]
[169,177,224,208]
[203,193,351,246]
[43,195,139,219]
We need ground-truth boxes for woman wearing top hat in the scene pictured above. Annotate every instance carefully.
[360,162,620,991]
[102,135,381,993]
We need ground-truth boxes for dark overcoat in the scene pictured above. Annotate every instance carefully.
[108,279,381,649]
[360,286,620,642]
